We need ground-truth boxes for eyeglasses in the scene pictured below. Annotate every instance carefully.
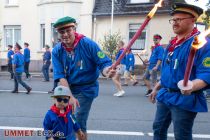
[56,97,69,103]
[169,17,194,24]
[58,26,74,35]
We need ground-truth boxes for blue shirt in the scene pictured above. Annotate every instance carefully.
[24,48,30,62]
[148,45,164,70]
[157,35,210,112]
[7,50,14,64]
[125,52,135,71]
[52,37,112,98]
[43,51,51,62]
[115,49,126,65]
[13,52,24,73]
[43,110,80,140]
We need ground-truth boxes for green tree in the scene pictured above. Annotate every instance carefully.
[99,32,122,61]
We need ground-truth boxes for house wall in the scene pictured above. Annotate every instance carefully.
[0,0,86,71]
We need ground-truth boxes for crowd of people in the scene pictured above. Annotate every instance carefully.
[3,2,210,140]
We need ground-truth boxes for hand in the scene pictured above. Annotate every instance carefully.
[77,130,86,140]
[149,90,157,104]
[152,66,158,71]
[181,89,193,96]
[69,96,80,113]
[103,66,116,78]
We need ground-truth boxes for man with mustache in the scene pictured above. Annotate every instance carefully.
[149,3,210,140]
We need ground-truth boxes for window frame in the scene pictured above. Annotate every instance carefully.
[129,0,150,4]
[4,25,21,50]
[40,24,46,50]
[5,0,19,6]
[128,23,147,50]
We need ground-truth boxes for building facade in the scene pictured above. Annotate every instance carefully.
[0,0,93,71]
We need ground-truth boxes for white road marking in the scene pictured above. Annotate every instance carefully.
[0,126,210,138]
[0,90,48,94]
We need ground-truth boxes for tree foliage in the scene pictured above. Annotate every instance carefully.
[99,32,122,61]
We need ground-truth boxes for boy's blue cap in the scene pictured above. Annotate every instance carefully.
[51,86,71,97]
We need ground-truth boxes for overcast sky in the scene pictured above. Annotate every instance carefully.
[185,0,209,11]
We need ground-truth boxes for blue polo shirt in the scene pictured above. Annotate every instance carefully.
[148,45,164,70]
[157,35,210,112]
[13,52,24,73]
[7,50,14,64]
[116,49,126,65]
[43,110,80,140]
[52,37,112,98]
[24,48,30,62]
[43,51,51,62]
[125,52,135,71]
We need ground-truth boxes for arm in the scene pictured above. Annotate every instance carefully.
[52,47,79,110]
[43,113,54,140]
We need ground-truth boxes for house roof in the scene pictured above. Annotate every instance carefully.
[93,0,173,17]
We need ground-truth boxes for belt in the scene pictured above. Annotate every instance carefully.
[70,81,96,87]
[164,88,202,94]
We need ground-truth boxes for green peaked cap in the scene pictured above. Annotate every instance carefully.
[53,16,76,28]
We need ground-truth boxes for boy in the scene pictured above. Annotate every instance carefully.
[43,86,84,140]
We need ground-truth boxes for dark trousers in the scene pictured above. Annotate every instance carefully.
[24,62,31,78]
[52,80,59,91]
[8,64,14,79]
[14,72,30,91]
[153,102,197,140]
[42,62,51,81]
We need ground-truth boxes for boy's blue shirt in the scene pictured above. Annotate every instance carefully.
[43,110,80,140]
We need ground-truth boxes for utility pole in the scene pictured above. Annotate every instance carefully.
[111,0,114,35]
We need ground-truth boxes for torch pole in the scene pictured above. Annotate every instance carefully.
[112,17,151,69]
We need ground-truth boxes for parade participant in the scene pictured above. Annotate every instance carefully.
[112,40,126,96]
[42,45,51,82]
[123,49,138,89]
[149,3,210,140]
[43,86,85,140]
[23,42,31,80]
[52,16,115,140]
[12,43,32,94]
[143,34,164,96]
[7,45,14,80]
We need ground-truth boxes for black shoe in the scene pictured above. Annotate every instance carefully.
[42,80,50,82]
[133,81,139,86]
[26,87,32,94]
[122,83,128,86]
[145,89,152,97]
[206,94,210,99]
[11,90,18,93]
[48,90,54,94]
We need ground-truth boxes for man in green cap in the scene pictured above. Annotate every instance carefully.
[52,16,116,140]
[149,2,210,140]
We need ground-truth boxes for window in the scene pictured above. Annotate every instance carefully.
[4,25,21,48]
[40,24,45,49]
[130,0,150,3]
[5,0,18,5]
[51,24,59,47]
[129,23,146,50]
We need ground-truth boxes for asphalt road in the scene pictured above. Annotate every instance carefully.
[0,76,210,140]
